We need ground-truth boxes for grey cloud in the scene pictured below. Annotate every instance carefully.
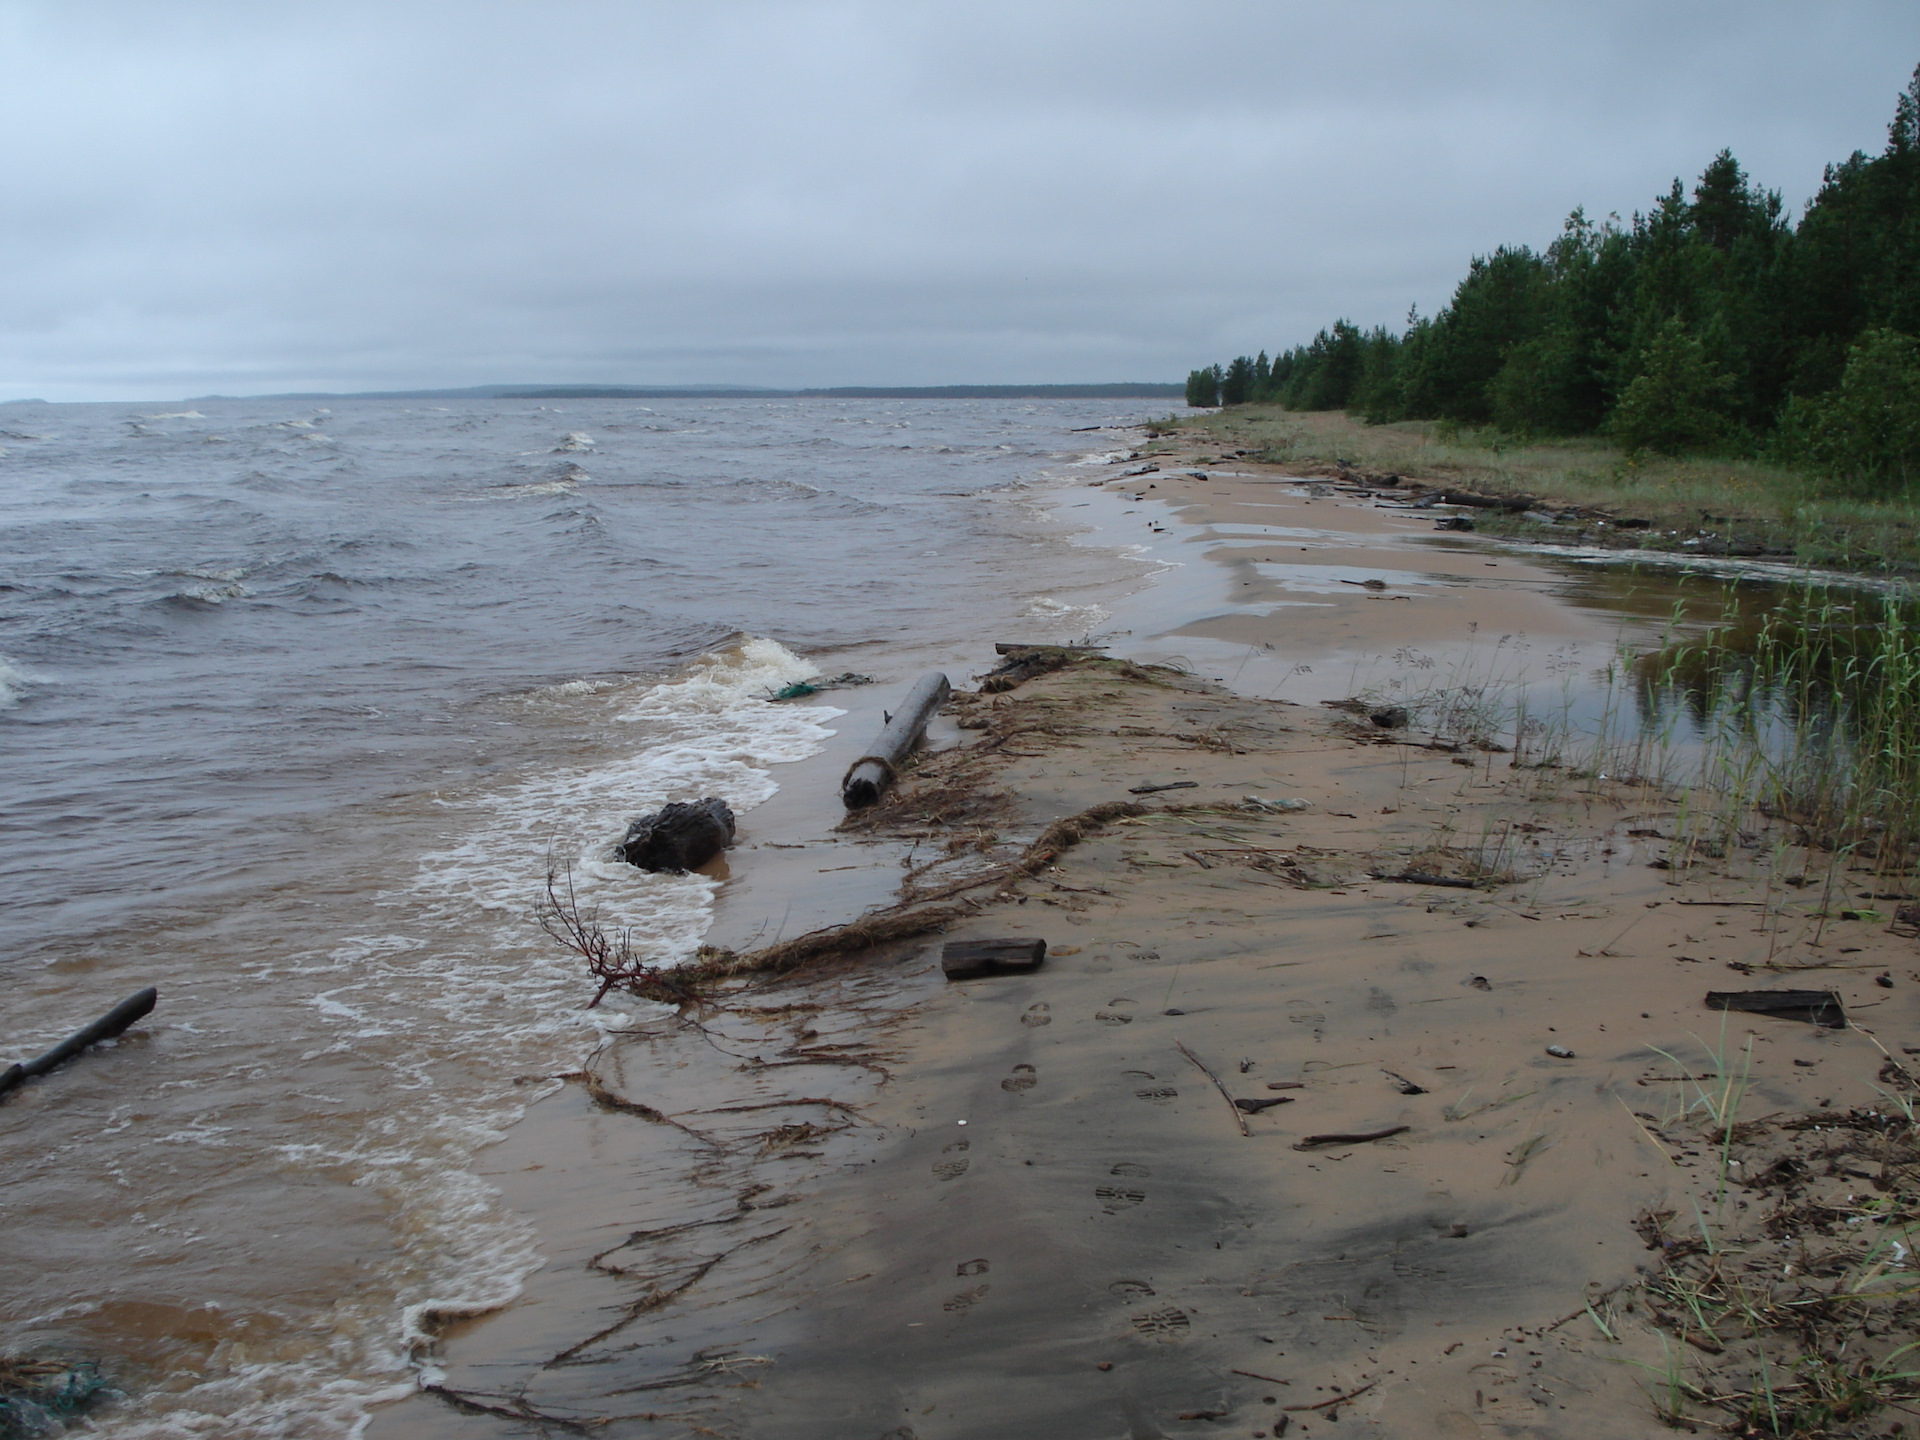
[0,0,1915,398]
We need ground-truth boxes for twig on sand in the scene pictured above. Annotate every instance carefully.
[1177,1040,1250,1136]
[1284,1381,1377,1413]
[561,1070,729,1151]
[1291,1126,1409,1151]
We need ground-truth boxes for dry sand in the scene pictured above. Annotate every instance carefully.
[371,453,1920,1440]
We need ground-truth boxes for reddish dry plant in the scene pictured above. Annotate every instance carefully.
[537,863,708,1010]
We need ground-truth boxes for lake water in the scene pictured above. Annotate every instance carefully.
[0,396,1152,1437]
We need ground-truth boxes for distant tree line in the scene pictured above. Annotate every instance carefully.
[1186,65,1920,494]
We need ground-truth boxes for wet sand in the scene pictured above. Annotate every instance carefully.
[372,452,1920,1439]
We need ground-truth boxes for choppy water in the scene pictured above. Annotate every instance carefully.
[0,397,1149,1436]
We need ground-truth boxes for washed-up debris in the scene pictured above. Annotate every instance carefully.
[941,938,1046,980]
[0,988,157,1102]
[1384,1070,1428,1094]
[619,798,734,873]
[1129,780,1198,794]
[981,646,1095,692]
[1435,515,1475,531]
[1242,796,1311,813]
[0,1357,110,1436]
[1266,1081,1305,1091]
[1705,988,1847,1027]
[1235,1096,1295,1113]
[1292,1126,1409,1150]
[1546,1044,1576,1059]
[1367,705,1409,729]
[768,672,875,701]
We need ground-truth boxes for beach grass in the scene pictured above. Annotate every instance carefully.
[1157,405,1920,576]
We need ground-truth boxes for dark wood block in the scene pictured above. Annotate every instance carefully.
[1705,989,1847,1027]
[941,938,1047,980]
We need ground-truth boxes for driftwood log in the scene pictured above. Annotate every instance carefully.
[619,798,735,873]
[841,672,950,809]
[0,987,157,1100]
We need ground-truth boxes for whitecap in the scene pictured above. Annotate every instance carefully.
[0,655,27,709]
[469,478,578,501]
[1022,595,1111,632]
[554,431,595,452]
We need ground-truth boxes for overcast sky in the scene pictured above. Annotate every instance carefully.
[2,2,1916,401]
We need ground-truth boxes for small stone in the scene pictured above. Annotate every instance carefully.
[1546,1044,1575,1059]
[1096,1361,1113,1371]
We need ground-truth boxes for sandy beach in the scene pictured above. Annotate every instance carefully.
[372,444,1920,1440]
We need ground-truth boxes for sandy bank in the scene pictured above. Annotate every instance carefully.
[377,455,1920,1440]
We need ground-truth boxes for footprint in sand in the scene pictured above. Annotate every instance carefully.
[1110,1161,1151,1177]
[1096,1011,1134,1026]
[1021,1003,1052,1028]
[1109,1278,1156,1299]
[933,1139,971,1181]
[1134,1086,1178,1103]
[956,1258,990,1277]
[1001,1063,1037,1093]
[1096,1186,1146,1213]
[1130,1305,1190,1338]
[943,1284,990,1313]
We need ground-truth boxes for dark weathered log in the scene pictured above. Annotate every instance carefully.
[0,987,158,1100]
[841,671,951,808]
[1436,490,1535,511]
[618,798,735,873]
[1705,989,1847,1027]
[941,938,1047,980]
[993,642,1107,656]
[1371,870,1480,889]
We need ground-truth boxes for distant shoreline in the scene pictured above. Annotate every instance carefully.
[184,382,1186,403]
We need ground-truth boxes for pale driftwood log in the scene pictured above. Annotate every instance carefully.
[0,987,157,1100]
[841,671,950,809]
